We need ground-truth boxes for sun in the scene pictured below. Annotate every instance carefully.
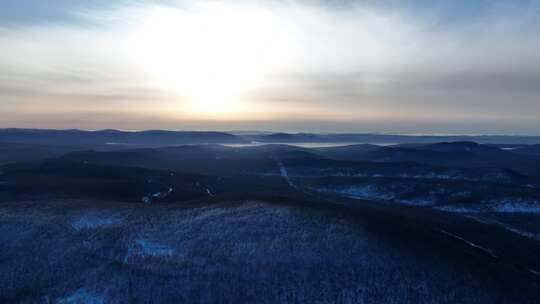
[129,3,292,116]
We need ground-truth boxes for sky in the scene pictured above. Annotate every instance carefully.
[1,0,540,134]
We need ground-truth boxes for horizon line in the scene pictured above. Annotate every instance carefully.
[2,127,540,138]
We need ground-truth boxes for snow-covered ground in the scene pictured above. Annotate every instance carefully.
[72,215,122,231]
[57,289,104,304]
[285,167,520,184]
[437,198,540,214]
[0,200,532,303]
[312,185,396,201]
[487,198,540,214]
[434,199,540,242]
[124,239,175,262]
[311,185,436,206]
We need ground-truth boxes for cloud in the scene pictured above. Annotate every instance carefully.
[0,0,123,26]
[244,1,540,122]
[1,0,540,133]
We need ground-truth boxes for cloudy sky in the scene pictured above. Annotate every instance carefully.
[1,0,539,134]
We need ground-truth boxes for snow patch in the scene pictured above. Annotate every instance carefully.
[142,187,174,203]
[436,205,474,213]
[487,198,540,214]
[312,185,395,201]
[277,160,295,188]
[151,187,173,198]
[57,289,104,304]
[500,147,519,151]
[125,239,175,262]
[136,239,174,256]
[72,215,121,231]
[396,197,435,207]
[437,198,540,214]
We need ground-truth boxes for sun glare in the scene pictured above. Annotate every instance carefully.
[129,3,292,116]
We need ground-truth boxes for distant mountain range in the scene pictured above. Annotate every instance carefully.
[0,129,245,147]
[249,132,540,145]
[3,128,540,147]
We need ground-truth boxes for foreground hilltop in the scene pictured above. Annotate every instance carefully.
[1,132,540,303]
